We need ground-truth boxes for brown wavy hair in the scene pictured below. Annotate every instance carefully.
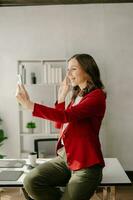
[68,54,105,101]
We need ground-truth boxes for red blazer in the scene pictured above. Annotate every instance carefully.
[32,89,106,170]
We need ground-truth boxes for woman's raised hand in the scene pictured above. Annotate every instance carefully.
[16,84,34,111]
[58,76,71,103]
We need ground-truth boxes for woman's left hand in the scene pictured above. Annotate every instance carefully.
[16,85,34,111]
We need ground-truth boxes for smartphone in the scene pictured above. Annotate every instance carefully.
[17,74,23,85]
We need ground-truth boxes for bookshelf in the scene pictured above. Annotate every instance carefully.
[17,59,67,158]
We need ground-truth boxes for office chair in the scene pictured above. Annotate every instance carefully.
[34,138,58,158]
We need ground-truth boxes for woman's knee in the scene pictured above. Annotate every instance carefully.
[23,169,40,193]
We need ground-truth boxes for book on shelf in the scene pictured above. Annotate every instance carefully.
[45,120,51,134]
[43,63,62,84]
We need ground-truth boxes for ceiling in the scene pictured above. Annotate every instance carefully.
[0,0,133,7]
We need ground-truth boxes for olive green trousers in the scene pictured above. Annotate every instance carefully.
[23,156,103,200]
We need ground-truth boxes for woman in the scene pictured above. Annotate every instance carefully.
[16,54,106,200]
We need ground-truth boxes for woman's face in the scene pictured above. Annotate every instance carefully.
[67,58,91,89]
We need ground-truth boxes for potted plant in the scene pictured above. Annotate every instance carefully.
[26,121,36,133]
[0,129,8,158]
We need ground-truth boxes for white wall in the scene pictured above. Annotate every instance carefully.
[0,3,133,170]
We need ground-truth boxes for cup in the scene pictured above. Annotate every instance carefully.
[28,152,37,167]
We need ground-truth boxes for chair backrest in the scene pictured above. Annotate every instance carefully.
[34,138,58,158]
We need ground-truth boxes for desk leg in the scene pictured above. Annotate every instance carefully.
[109,186,116,200]
[102,186,109,200]
[91,191,102,200]
[0,188,4,200]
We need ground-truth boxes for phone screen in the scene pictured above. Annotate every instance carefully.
[17,74,23,85]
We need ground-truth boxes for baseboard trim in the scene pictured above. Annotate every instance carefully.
[125,171,133,183]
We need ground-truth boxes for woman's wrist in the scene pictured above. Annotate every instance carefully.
[58,98,65,103]
[26,100,34,111]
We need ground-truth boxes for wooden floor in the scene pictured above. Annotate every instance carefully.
[0,186,133,200]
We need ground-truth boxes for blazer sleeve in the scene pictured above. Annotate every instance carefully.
[32,90,106,123]
[54,101,65,129]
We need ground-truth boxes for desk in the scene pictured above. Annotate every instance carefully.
[0,158,131,200]
[96,158,131,200]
